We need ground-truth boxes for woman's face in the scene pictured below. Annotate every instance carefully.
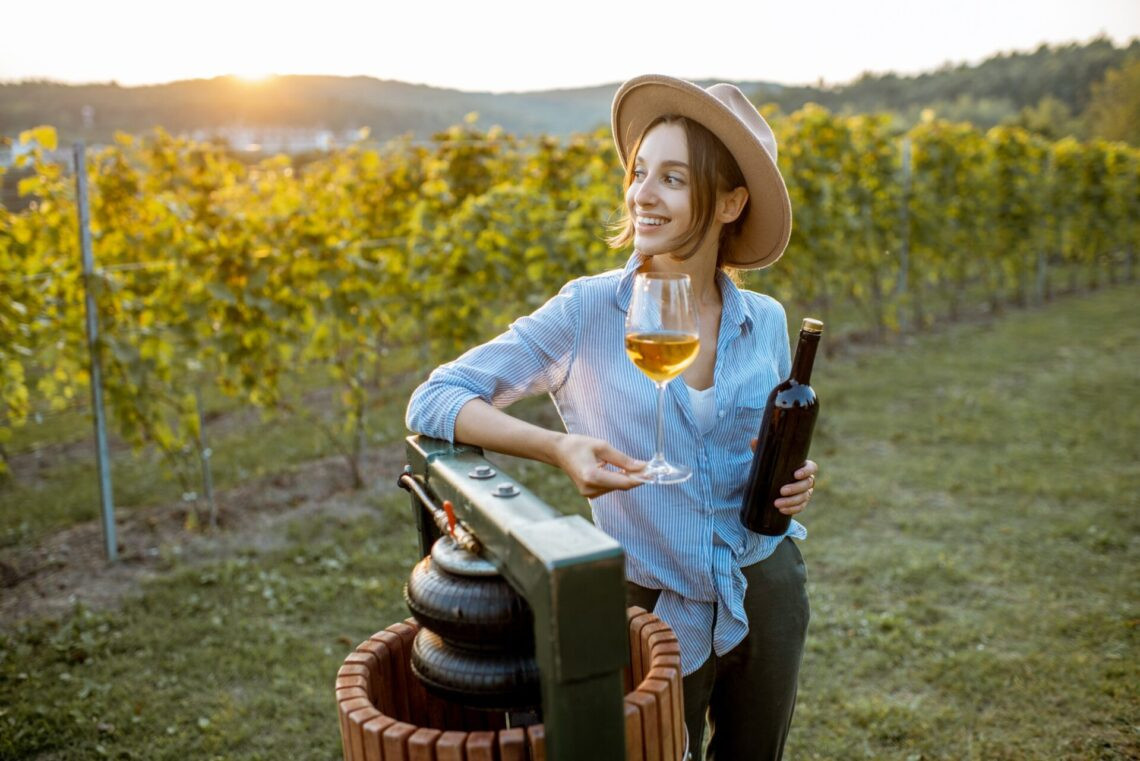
[625,122,693,258]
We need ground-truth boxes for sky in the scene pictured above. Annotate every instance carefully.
[2,0,1138,92]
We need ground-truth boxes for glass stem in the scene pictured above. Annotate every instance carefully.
[654,381,666,463]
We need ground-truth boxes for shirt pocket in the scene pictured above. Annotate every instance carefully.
[734,385,771,438]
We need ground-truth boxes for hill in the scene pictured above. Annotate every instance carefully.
[761,36,1138,115]
[1,36,1137,147]
[0,75,655,145]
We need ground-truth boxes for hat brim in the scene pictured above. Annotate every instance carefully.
[611,75,792,270]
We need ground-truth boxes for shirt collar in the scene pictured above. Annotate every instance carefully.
[614,250,647,313]
[615,251,754,334]
[717,268,754,335]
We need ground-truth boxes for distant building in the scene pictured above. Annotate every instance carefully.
[0,140,37,169]
[0,125,369,169]
[189,126,368,154]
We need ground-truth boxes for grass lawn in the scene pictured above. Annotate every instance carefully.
[1,284,1137,759]
[0,375,416,549]
[789,284,1139,759]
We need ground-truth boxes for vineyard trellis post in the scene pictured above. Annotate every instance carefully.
[74,142,118,563]
[194,386,218,530]
[896,135,913,331]
[1039,150,1055,306]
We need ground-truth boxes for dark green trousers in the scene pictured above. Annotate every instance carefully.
[626,538,809,761]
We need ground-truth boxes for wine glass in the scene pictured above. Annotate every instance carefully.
[625,272,700,484]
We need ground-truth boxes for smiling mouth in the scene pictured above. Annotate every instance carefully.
[635,215,669,228]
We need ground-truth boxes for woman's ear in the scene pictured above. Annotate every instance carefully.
[717,186,749,224]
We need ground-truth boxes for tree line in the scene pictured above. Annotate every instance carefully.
[1,37,1137,147]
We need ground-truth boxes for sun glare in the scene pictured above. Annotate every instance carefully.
[234,72,275,84]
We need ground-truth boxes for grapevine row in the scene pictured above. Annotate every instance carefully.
[1,112,1137,486]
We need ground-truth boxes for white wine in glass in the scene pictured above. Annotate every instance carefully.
[625,272,699,484]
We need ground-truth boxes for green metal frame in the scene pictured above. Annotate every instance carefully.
[404,435,628,760]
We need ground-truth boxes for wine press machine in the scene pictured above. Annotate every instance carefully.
[334,436,687,761]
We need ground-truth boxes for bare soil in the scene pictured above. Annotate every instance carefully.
[0,443,408,631]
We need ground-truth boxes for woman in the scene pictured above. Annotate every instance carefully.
[406,75,818,760]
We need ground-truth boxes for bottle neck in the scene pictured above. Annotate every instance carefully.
[791,331,820,384]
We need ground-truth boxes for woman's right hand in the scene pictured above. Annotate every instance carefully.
[553,434,646,497]
[452,399,643,498]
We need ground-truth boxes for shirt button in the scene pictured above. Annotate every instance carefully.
[718,409,725,419]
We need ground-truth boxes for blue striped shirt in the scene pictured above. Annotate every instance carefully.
[406,251,807,675]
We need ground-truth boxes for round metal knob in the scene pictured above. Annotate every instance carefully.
[493,482,520,498]
[431,534,498,577]
[468,465,496,480]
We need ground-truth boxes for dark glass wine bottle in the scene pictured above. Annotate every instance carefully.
[740,318,823,535]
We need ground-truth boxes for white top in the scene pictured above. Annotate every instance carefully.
[686,383,718,436]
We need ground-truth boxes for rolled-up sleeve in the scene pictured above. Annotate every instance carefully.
[405,280,581,442]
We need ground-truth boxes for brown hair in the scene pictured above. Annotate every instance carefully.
[608,115,749,268]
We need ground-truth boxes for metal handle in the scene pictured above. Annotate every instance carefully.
[397,472,483,554]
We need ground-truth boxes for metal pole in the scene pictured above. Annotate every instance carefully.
[75,142,117,563]
[194,386,217,530]
[1038,152,1054,305]
[896,136,912,332]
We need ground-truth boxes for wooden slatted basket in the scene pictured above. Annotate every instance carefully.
[336,607,685,761]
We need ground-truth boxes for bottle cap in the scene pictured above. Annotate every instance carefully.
[801,318,824,334]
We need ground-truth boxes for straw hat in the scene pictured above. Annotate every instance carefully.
[611,75,792,270]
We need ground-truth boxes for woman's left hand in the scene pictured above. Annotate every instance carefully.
[750,439,819,516]
[776,460,818,515]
